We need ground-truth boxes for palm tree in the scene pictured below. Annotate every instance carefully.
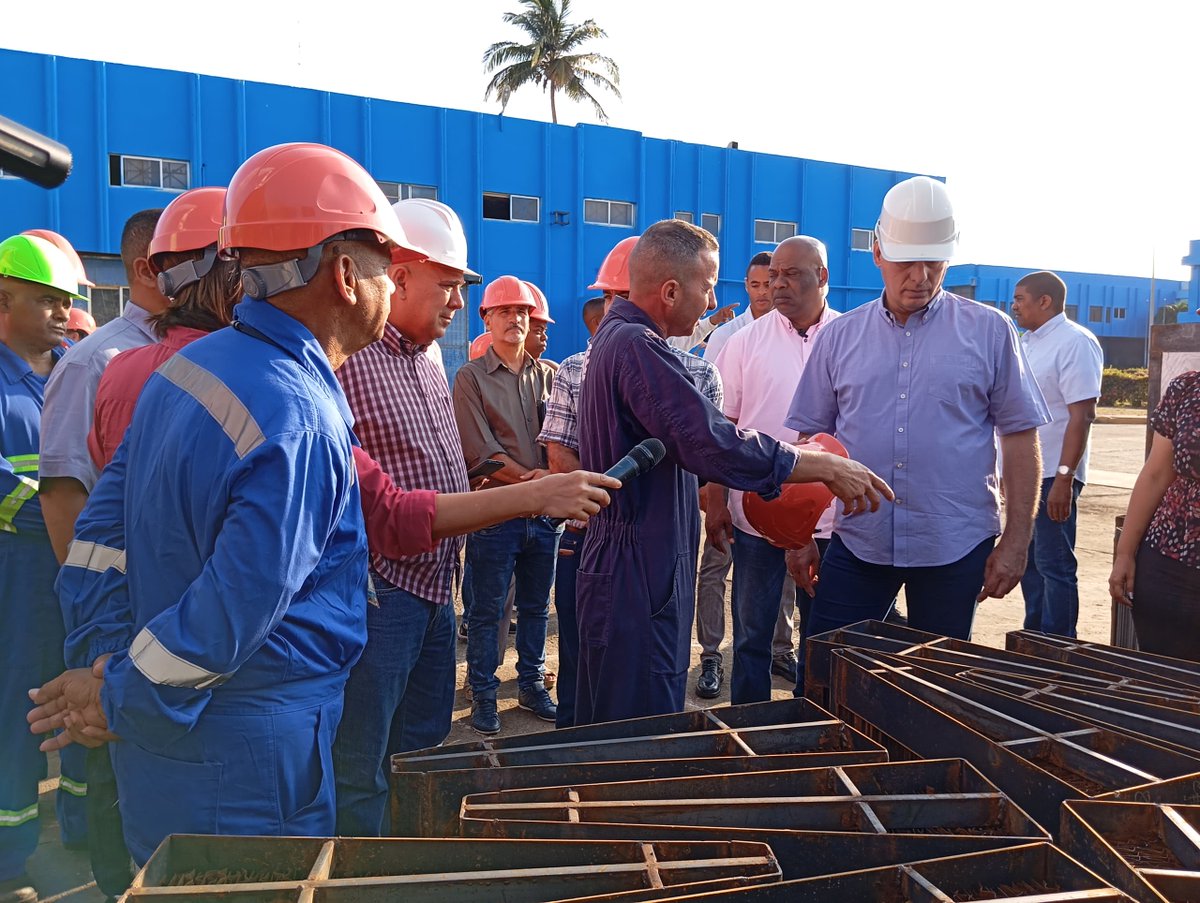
[483,0,621,124]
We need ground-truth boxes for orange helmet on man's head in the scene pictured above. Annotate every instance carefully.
[149,187,227,298]
[524,281,554,324]
[742,434,846,550]
[66,307,96,336]
[588,235,639,293]
[219,143,427,300]
[479,275,536,315]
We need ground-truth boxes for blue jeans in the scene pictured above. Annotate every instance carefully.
[1022,477,1083,637]
[554,528,584,727]
[731,528,788,704]
[333,578,456,836]
[796,533,994,693]
[466,517,561,699]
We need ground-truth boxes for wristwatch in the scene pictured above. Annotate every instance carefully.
[1056,465,1075,478]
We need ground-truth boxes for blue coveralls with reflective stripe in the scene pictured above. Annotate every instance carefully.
[0,340,87,881]
[58,299,368,865]
[574,299,798,725]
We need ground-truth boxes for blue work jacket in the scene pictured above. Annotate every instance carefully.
[59,299,368,750]
[0,342,62,535]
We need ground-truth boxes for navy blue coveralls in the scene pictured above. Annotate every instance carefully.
[0,341,87,881]
[574,299,797,725]
[57,299,368,865]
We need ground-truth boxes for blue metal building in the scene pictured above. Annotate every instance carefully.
[0,47,926,374]
[945,263,1189,367]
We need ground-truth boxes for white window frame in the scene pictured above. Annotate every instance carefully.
[583,198,636,228]
[701,213,720,236]
[754,218,797,244]
[376,180,439,203]
[483,192,540,223]
[851,228,875,252]
[674,211,694,224]
[1113,307,1127,320]
[113,154,190,191]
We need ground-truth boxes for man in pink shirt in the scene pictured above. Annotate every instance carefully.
[707,236,839,704]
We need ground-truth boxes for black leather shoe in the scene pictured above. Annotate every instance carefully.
[771,651,798,683]
[696,659,723,698]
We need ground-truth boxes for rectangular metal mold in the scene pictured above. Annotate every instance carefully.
[1062,800,1200,903]
[826,649,1200,836]
[650,843,1132,901]
[390,698,885,836]
[459,758,1048,879]
[1006,632,1200,694]
[120,835,781,902]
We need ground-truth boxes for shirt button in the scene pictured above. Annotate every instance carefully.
[897,427,904,433]
[896,498,903,505]
[902,361,909,368]
[905,331,912,337]
[896,462,904,468]
[899,393,907,399]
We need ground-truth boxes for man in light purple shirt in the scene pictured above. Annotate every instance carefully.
[787,177,1048,685]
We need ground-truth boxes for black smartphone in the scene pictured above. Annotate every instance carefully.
[467,458,504,480]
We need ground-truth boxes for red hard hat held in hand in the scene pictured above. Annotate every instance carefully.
[469,333,493,360]
[742,434,847,550]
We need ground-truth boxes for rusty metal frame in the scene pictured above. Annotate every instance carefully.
[827,648,1200,835]
[458,759,1048,880]
[652,843,1132,901]
[1007,631,1200,693]
[390,699,884,836]
[120,835,781,901]
[1062,800,1200,903]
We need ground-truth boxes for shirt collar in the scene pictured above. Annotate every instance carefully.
[1026,311,1068,340]
[123,298,162,341]
[378,322,429,357]
[162,326,213,353]
[231,297,354,427]
[877,289,947,326]
[609,296,665,338]
[482,344,534,374]
[772,303,838,338]
[0,342,63,385]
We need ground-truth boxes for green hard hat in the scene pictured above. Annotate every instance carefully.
[0,233,86,300]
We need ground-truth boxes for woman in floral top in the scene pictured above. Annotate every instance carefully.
[1110,370,1200,660]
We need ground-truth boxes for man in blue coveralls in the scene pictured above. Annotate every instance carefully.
[0,234,88,903]
[573,219,893,726]
[27,143,428,866]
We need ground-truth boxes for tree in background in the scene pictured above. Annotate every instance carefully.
[483,0,621,124]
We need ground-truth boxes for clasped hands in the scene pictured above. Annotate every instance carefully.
[27,655,120,752]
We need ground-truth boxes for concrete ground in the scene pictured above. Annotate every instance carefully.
[28,420,1146,899]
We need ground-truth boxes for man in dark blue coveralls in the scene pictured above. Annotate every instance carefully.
[573,219,893,725]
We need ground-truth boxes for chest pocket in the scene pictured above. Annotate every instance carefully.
[929,353,982,407]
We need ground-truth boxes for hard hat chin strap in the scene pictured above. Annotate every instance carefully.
[157,247,220,299]
[241,243,324,301]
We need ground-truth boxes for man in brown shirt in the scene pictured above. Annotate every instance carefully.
[452,275,559,734]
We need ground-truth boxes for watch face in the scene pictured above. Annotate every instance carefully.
[1057,465,1071,476]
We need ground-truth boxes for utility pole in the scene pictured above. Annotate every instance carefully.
[1146,248,1156,368]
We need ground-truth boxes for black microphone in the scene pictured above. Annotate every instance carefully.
[0,115,72,189]
[548,438,667,527]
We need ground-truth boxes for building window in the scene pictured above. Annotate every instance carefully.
[851,228,875,252]
[701,213,720,236]
[483,192,539,222]
[108,154,190,191]
[1088,306,1104,323]
[87,285,130,326]
[674,211,694,224]
[1113,307,1126,320]
[754,219,797,244]
[583,198,636,228]
[946,284,976,300]
[1066,304,1079,321]
[376,180,438,203]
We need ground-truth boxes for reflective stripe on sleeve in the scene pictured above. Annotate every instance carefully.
[157,355,265,459]
[128,627,232,690]
[5,453,39,474]
[0,475,38,528]
[65,540,127,575]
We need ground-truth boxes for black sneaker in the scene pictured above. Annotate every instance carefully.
[518,685,557,722]
[471,698,500,735]
[457,619,468,642]
[696,659,723,698]
[771,651,798,683]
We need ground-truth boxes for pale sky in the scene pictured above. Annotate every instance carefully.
[5,0,1198,280]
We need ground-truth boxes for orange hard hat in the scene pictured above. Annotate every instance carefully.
[149,187,226,258]
[66,307,96,335]
[470,333,494,360]
[742,434,847,550]
[479,275,536,314]
[588,235,639,293]
[219,142,425,259]
[524,281,554,323]
[21,229,94,287]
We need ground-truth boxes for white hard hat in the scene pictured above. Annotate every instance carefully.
[875,176,959,263]
[391,198,481,283]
